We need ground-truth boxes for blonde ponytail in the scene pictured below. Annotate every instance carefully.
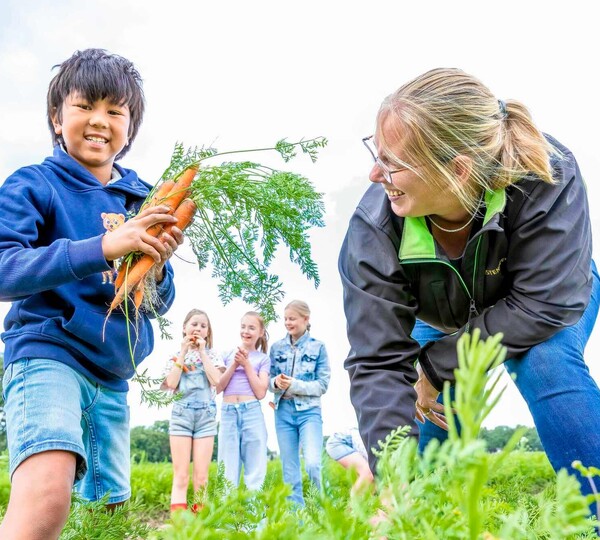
[378,68,558,212]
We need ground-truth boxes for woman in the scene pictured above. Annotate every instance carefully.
[216,311,270,491]
[269,300,330,506]
[339,68,600,507]
[161,309,224,513]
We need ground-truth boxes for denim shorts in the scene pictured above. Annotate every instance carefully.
[2,358,131,504]
[169,400,217,438]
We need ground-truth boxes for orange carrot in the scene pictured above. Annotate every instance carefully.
[133,280,145,310]
[160,165,198,212]
[110,199,198,312]
[144,165,198,238]
[114,173,195,291]
[144,180,176,209]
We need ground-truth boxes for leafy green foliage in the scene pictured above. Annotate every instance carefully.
[186,161,324,322]
[154,137,326,323]
[1,331,599,538]
[130,421,171,464]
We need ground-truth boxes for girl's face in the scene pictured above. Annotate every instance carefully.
[284,308,309,341]
[184,314,210,340]
[51,91,131,184]
[240,314,263,351]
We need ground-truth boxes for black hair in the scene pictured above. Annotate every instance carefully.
[46,48,145,160]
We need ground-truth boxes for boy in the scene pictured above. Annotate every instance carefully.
[0,49,182,539]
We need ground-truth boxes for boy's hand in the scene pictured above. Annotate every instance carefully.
[152,226,184,282]
[101,206,177,263]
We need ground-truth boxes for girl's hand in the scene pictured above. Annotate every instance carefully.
[234,347,249,368]
[181,334,197,355]
[275,373,292,390]
[101,206,177,263]
[194,334,207,351]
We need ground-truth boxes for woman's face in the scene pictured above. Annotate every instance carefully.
[284,308,309,341]
[369,115,467,222]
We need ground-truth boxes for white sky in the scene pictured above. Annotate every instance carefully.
[1,0,599,453]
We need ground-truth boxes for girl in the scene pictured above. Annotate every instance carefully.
[216,311,270,490]
[161,309,225,513]
[269,300,330,506]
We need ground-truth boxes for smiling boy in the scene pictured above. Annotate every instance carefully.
[0,49,181,539]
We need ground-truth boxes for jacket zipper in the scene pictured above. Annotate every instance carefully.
[401,236,483,329]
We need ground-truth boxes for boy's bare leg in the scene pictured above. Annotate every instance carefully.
[0,450,76,540]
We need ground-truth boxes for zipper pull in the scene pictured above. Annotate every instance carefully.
[469,298,478,317]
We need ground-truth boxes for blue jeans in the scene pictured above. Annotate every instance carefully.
[275,399,323,506]
[412,320,458,452]
[2,358,130,504]
[417,263,600,509]
[218,400,267,491]
[505,263,600,508]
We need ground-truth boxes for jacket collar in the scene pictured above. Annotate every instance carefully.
[398,188,506,261]
[287,331,310,348]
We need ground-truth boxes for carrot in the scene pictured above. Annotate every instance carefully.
[114,172,195,291]
[143,165,198,238]
[144,180,176,209]
[109,198,198,312]
[160,165,198,212]
[133,280,145,310]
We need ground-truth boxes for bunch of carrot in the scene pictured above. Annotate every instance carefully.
[110,164,199,314]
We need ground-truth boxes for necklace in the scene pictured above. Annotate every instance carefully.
[427,209,478,233]
[427,193,485,233]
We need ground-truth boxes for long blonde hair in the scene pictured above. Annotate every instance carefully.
[377,68,557,212]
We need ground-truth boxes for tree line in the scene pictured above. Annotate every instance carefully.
[0,356,541,459]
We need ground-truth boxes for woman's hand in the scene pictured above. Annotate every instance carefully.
[275,373,293,390]
[414,364,448,430]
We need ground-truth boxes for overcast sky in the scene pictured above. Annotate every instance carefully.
[1,0,599,452]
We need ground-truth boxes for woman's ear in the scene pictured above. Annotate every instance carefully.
[450,155,473,186]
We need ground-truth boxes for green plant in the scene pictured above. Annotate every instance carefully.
[118,138,327,406]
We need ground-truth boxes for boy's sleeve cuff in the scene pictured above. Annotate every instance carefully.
[67,235,112,279]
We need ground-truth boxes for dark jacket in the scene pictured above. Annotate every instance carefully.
[0,147,176,391]
[339,135,592,469]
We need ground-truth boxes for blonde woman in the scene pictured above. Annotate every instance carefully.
[340,68,600,516]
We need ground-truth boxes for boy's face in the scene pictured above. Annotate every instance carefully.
[51,92,131,184]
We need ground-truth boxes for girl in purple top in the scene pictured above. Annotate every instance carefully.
[216,311,270,490]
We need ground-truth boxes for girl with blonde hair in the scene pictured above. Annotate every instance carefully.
[269,300,330,506]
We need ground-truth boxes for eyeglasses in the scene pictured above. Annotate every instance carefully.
[362,135,411,183]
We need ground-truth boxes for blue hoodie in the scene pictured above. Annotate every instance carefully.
[0,147,176,391]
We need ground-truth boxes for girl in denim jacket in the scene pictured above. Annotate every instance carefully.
[269,300,330,506]
[161,309,225,514]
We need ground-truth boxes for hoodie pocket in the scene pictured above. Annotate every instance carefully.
[61,305,152,379]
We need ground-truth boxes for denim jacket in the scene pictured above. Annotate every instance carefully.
[269,332,330,411]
